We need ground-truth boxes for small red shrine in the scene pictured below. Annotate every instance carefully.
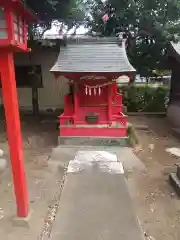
[0,0,38,217]
[51,37,135,140]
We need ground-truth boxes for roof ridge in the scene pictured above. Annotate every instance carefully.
[65,37,123,45]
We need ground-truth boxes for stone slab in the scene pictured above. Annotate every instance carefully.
[67,150,124,174]
[12,210,33,228]
[176,165,180,180]
[172,128,180,140]
[169,173,180,197]
[51,146,145,172]
[50,172,144,240]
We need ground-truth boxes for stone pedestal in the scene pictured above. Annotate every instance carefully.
[169,165,180,197]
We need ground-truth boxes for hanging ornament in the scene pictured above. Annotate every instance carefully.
[85,86,88,95]
[89,88,91,96]
[99,87,101,95]
[94,88,96,95]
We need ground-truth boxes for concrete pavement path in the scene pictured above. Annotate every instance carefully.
[50,150,144,240]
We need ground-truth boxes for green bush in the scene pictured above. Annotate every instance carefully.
[118,84,169,112]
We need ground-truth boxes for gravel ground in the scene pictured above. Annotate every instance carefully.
[0,115,66,240]
[128,116,180,240]
[0,114,180,240]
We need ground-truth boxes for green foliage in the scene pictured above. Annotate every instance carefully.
[26,0,85,22]
[119,84,169,112]
[86,0,180,75]
[25,0,86,38]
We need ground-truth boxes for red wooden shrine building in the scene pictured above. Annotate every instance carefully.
[51,37,135,140]
[0,0,38,217]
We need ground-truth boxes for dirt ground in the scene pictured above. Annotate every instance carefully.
[128,116,180,240]
[0,114,65,240]
[0,114,180,239]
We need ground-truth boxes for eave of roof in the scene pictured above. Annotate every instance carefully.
[168,42,180,64]
[50,37,136,74]
[171,42,180,55]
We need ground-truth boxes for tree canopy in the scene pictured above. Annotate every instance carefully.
[24,0,180,75]
[25,0,86,37]
[86,0,180,76]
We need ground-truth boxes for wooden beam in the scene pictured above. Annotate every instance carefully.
[108,84,112,124]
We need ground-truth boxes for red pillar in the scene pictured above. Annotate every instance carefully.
[108,84,112,124]
[73,81,78,125]
[0,51,28,217]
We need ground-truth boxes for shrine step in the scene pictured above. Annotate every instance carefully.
[59,122,127,139]
[62,123,124,128]
[58,136,128,147]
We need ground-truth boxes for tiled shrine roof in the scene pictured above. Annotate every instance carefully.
[171,42,180,56]
[50,37,136,74]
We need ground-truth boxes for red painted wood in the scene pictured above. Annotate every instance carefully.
[60,78,128,137]
[73,82,78,125]
[78,79,109,106]
[108,84,112,123]
[64,95,73,115]
[0,1,37,52]
[23,22,27,45]
[6,7,13,41]
[0,51,28,217]
[57,72,133,80]
[17,15,20,43]
[0,43,29,52]
[59,74,128,137]
[0,0,38,218]
[112,114,127,126]
[60,110,127,126]
[60,126,127,137]
[0,0,38,23]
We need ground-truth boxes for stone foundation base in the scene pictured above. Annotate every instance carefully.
[167,104,180,127]
[58,136,128,147]
[169,173,180,197]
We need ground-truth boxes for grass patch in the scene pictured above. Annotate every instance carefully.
[127,124,139,147]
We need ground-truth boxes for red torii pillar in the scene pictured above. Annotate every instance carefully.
[0,0,38,218]
[0,50,28,217]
